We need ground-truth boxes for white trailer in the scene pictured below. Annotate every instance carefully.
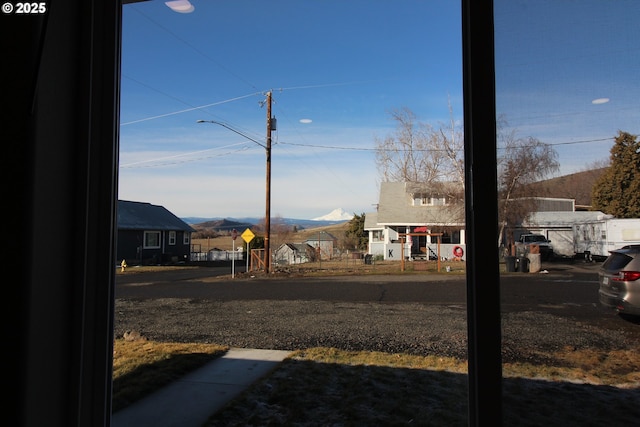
[573,217,640,261]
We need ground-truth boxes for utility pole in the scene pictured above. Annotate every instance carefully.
[197,92,274,273]
[264,91,272,273]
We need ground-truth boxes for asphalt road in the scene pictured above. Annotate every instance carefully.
[114,261,639,359]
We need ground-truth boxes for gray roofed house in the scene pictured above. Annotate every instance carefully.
[376,181,465,226]
[117,200,195,265]
[365,182,466,261]
[305,231,338,260]
[367,182,612,260]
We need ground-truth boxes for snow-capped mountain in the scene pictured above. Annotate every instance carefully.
[312,208,354,221]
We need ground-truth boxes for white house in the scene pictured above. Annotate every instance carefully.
[364,182,610,261]
[365,182,466,261]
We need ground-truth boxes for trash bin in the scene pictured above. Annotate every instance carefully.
[527,253,541,273]
[505,256,517,272]
[517,257,529,273]
[364,254,373,265]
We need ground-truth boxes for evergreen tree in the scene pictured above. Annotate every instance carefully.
[592,131,640,218]
[344,213,368,251]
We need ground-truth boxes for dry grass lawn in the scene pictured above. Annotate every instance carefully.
[113,339,640,425]
[112,339,228,412]
[205,347,640,426]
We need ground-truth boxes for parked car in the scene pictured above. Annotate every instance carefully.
[598,245,640,317]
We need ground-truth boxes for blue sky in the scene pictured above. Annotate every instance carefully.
[119,0,639,219]
[494,0,640,170]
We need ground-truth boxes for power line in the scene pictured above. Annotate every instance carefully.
[279,141,375,151]
[119,142,256,168]
[274,79,391,92]
[543,137,612,146]
[279,136,618,152]
[118,136,618,169]
[120,91,262,126]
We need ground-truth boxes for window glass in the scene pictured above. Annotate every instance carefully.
[144,231,160,248]
[119,0,466,423]
[495,1,640,423]
[117,1,640,424]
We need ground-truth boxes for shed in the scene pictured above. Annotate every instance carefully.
[274,243,315,265]
[305,232,338,260]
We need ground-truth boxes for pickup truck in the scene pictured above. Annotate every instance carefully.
[516,233,554,260]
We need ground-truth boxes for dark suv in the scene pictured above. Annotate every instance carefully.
[598,245,640,317]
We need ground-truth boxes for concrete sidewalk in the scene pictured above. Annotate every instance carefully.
[111,348,291,427]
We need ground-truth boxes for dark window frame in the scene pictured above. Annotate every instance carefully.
[13,1,502,425]
[144,230,161,248]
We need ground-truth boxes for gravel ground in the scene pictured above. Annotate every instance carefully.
[114,269,640,425]
[114,297,637,364]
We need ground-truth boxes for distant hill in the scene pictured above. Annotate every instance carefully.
[274,217,349,229]
[190,221,352,251]
[190,218,254,232]
[527,168,606,208]
[186,216,349,237]
[185,208,354,230]
[285,221,351,243]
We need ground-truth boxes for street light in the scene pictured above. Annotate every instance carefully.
[197,91,274,273]
[195,119,265,148]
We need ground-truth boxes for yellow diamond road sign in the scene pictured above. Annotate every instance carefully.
[241,228,255,243]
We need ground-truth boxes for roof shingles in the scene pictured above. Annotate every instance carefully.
[117,200,194,232]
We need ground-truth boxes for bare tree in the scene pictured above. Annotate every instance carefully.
[375,106,463,187]
[374,105,465,228]
[255,214,293,251]
[376,109,558,251]
[497,133,560,248]
[440,96,466,187]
